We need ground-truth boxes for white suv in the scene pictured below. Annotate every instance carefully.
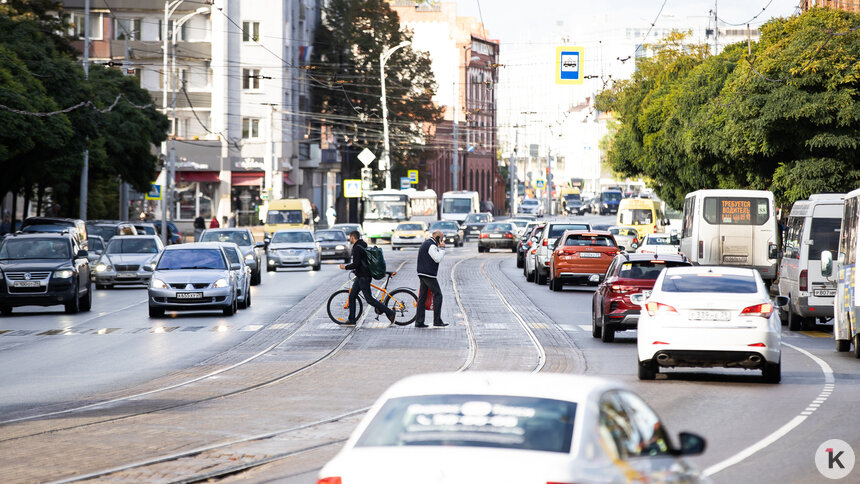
[533,221,591,285]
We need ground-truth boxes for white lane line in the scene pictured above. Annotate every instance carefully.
[702,342,835,477]
[578,324,591,332]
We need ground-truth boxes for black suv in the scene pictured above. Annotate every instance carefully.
[0,233,93,315]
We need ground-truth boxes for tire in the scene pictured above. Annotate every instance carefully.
[223,297,236,316]
[245,288,251,308]
[393,247,400,251]
[836,339,850,352]
[79,281,92,312]
[511,247,517,253]
[148,305,164,318]
[250,269,261,286]
[638,360,658,380]
[601,318,615,343]
[537,268,547,285]
[312,264,321,271]
[0,306,12,316]
[238,293,248,309]
[592,311,602,338]
[64,283,80,314]
[516,253,524,268]
[855,334,860,359]
[762,360,781,383]
[777,307,788,326]
[526,266,535,282]
[788,309,801,331]
[327,289,362,324]
[386,288,418,326]
[551,276,562,292]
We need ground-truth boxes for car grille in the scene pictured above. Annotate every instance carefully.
[115,264,140,272]
[9,285,48,294]
[168,283,210,289]
[166,297,215,304]
[5,271,51,281]
[279,249,305,255]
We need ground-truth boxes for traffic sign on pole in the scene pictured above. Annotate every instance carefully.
[534,179,546,190]
[400,177,411,190]
[556,46,584,85]
[145,183,162,200]
[344,179,362,198]
[358,148,376,167]
[407,169,418,183]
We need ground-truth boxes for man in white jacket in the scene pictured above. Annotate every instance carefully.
[415,230,447,327]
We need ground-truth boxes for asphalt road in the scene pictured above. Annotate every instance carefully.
[0,214,857,483]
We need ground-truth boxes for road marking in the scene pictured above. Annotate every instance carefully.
[578,324,591,332]
[239,325,263,332]
[702,342,835,477]
[798,331,831,338]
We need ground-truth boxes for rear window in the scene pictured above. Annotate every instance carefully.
[808,218,841,260]
[484,223,513,232]
[465,214,490,223]
[548,224,589,238]
[618,260,690,280]
[703,197,770,226]
[355,394,577,453]
[315,231,346,241]
[643,235,672,246]
[661,272,758,293]
[619,209,653,226]
[564,234,616,247]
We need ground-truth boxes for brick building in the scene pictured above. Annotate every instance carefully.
[800,0,860,12]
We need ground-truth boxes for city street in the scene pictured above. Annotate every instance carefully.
[0,215,856,483]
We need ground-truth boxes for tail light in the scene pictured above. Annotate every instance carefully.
[799,270,808,292]
[740,303,774,318]
[505,233,514,238]
[698,240,703,259]
[542,239,548,246]
[317,478,342,484]
[633,238,638,245]
[748,343,767,347]
[645,302,677,316]
[611,285,637,294]
[480,233,489,238]
[531,249,537,254]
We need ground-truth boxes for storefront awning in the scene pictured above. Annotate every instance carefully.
[175,171,220,183]
[231,172,264,186]
[283,173,296,186]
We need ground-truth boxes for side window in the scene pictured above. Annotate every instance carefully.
[783,217,802,260]
[617,391,673,457]
[846,198,858,265]
[597,392,640,460]
[682,197,694,239]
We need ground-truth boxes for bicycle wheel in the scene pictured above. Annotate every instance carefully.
[327,289,362,324]
[385,288,418,326]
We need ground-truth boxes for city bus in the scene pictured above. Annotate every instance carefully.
[617,198,666,235]
[440,190,479,224]
[406,189,438,224]
[823,188,860,356]
[362,190,409,242]
[679,189,779,283]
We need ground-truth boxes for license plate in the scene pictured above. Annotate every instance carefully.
[322,251,335,255]
[176,292,203,299]
[285,257,301,262]
[579,252,601,258]
[490,234,502,238]
[689,311,730,321]
[723,255,747,263]
[13,281,40,288]
[813,289,836,297]
[116,272,136,278]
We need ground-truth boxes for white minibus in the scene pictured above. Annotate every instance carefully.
[778,194,844,331]
[441,191,479,224]
[821,188,860,356]
[680,189,779,283]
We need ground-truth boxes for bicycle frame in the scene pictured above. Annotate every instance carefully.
[341,272,396,310]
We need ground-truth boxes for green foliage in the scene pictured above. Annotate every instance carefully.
[596,9,860,209]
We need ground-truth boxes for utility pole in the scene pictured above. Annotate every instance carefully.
[714,0,719,55]
[79,0,90,220]
[509,130,518,215]
[379,41,411,190]
[546,148,553,216]
[452,79,459,191]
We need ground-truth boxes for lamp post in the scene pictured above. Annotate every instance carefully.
[380,41,411,190]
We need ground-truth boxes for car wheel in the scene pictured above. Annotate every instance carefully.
[250,269,261,286]
[525,267,535,282]
[537,269,547,285]
[245,288,251,308]
[64,283,80,314]
[80,280,92,312]
[854,334,860,359]
[601,318,615,343]
[238,293,248,309]
[0,306,12,316]
[788,309,802,331]
[836,339,850,352]
[223,298,236,316]
[638,360,658,380]
[592,310,602,338]
[511,246,517,253]
[551,276,562,292]
[762,360,781,383]
[516,254,523,268]
[313,264,321,271]
[96,283,107,290]
[148,305,164,318]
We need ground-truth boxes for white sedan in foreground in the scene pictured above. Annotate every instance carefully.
[317,372,707,484]
[633,266,787,383]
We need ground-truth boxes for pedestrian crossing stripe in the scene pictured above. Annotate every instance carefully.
[0,324,293,336]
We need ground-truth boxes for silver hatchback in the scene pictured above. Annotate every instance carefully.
[266,230,321,271]
[94,235,163,288]
[146,243,239,318]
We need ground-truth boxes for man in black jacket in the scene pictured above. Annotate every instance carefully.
[415,230,448,328]
[339,231,395,325]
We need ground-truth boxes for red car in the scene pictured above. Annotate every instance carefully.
[591,253,692,343]
[548,231,619,291]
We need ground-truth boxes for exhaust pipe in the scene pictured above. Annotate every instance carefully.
[656,352,671,364]
[748,354,762,365]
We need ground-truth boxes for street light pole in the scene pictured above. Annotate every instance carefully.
[380,41,410,190]
[79,0,90,220]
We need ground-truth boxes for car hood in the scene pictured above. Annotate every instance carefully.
[268,243,317,250]
[103,253,157,265]
[437,229,460,235]
[0,260,71,271]
[394,231,425,237]
[152,269,229,284]
[318,240,348,247]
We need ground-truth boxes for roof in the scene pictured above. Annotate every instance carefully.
[378,372,625,403]
[664,265,759,276]
[6,232,72,239]
[202,227,252,232]
[617,253,688,262]
[164,242,225,250]
[273,228,313,233]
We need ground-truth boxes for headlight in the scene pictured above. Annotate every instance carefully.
[244,253,254,261]
[213,278,229,288]
[335,245,345,250]
[95,263,110,272]
[151,278,167,289]
[54,269,74,278]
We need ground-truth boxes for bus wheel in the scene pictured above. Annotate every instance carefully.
[854,334,860,359]
[836,339,850,352]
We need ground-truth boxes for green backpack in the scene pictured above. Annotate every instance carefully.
[364,245,387,280]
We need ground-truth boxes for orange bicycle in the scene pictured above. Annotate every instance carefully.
[326,271,418,325]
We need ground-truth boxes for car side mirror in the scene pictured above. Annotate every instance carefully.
[618,245,626,251]
[676,432,706,456]
[76,249,88,258]
[630,293,647,306]
[142,265,154,272]
[231,263,241,270]
[821,250,833,278]
[255,241,265,248]
[774,295,789,307]
[768,243,778,260]
[264,237,271,245]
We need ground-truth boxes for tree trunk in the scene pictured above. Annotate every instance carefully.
[10,190,18,230]
[22,184,31,221]
[36,184,45,216]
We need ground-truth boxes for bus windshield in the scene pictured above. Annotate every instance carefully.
[443,198,473,214]
[364,196,408,220]
[619,209,654,225]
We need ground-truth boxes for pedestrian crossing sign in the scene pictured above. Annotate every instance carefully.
[145,183,162,200]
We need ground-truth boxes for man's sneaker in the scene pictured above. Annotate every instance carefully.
[433,321,449,327]
[387,311,397,324]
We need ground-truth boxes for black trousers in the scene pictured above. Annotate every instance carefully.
[349,276,393,322]
[416,275,443,325]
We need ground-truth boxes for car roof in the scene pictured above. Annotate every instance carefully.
[203,228,251,232]
[273,229,313,233]
[379,372,625,403]
[664,265,758,276]
[164,242,225,250]
[108,235,159,239]
[562,229,613,236]
[617,253,688,262]
[5,232,72,240]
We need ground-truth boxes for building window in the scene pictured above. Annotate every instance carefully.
[114,18,142,40]
[243,68,261,90]
[171,118,188,138]
[158,19,187,41]
[160,68,188,89]
[69,12,103,40]
[242,21,260,42]
[242,118,260,139]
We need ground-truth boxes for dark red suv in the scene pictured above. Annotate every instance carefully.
[591,253,691,343]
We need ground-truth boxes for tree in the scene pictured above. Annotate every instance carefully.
[312,0,442,186]
[596,8,860,209]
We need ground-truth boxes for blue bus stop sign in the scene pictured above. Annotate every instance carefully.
[556,46,584,85]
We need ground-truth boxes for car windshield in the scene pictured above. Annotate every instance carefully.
[509,220,528,229]
[223,247,241,264]
[397,223,424,231]
[0,239,71,259]
[563,194,581,202]
[266,210,304,224]
[272,232,314,244]
[315,231,346,241]
[156,249,226,270]
[106,238,159,254]
[619,209,653,225]
[808,218,841,260]
[548,224,589,238]
[484,223,513,232]
[88,238,104,251]
[644,236,672,246]
[618,260,689,280]
[443,198,473,213]
[200,231,252,246]
[134,225,157,235]
[564,234,616,246]
[431,222,459,231]
[465,214,490,223]
[602,192,622,202]
[522,200,539,206]
[661,272,758,293]
[87,225,117,240]
[355,394,576,453]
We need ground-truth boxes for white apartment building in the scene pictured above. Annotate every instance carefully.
[65,0,326,229]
